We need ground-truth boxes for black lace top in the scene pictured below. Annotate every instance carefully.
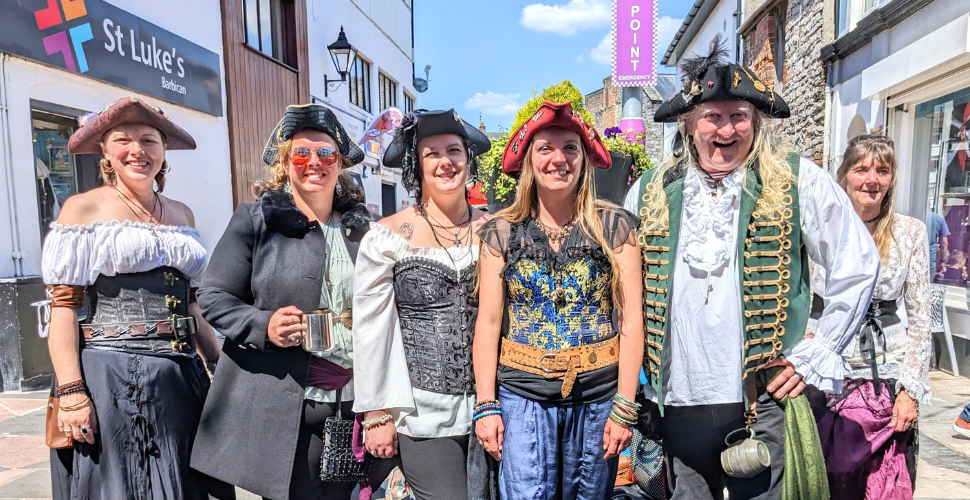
[479,206,638,403]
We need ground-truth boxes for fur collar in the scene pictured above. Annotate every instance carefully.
[260,188,373,239]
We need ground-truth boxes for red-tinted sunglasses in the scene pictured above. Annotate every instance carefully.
[290,146,339,166]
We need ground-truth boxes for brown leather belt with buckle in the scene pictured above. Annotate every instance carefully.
[81,316,198,341]
[499,336,620,397]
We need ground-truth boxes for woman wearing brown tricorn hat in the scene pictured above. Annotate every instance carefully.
[41,97,228,499]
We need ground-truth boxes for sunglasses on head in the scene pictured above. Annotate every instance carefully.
[290,146,339,166]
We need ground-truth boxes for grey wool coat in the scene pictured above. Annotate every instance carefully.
[190,188,373,500]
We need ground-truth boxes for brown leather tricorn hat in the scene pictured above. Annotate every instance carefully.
[67,97,196,154]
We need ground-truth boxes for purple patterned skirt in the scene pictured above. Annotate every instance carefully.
[807,378,918,500]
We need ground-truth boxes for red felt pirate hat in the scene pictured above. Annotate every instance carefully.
[68,97,196,154]
[501,101,612,177]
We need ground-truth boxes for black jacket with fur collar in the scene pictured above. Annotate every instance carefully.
[192,188,374,500]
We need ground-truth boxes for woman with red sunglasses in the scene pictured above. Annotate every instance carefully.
[190,104,378,500]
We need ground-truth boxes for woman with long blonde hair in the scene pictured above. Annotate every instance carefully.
[474,101,644,499]
[623,36,878,499]
[806,134,931,500]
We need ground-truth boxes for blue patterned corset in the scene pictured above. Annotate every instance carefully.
[504,246,616,350]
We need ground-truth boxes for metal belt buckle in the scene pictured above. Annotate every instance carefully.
[170,313,189,352]
[539,353,563,374]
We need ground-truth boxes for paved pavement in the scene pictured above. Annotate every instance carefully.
[1,371,968,499]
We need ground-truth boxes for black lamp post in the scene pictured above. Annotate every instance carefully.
[324,26,358,97]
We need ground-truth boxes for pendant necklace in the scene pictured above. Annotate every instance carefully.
[424,203,471,246]
[114,186,162,238]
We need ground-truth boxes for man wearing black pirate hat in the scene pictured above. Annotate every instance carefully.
[623,36,879,499]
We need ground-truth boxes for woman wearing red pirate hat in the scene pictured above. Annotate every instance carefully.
[473,100,644,499]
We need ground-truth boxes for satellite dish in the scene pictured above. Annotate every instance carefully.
[413,65,431,93]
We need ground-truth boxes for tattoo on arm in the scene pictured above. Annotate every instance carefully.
[400,223,414,240]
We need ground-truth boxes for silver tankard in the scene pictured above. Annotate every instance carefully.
[302,310,336,354]
[720,428,770,478]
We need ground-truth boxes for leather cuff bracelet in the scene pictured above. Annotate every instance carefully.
[47,285,85,309]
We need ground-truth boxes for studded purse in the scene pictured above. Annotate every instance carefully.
[320,389,372,482]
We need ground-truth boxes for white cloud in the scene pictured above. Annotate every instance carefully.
[576,54,585,62]
[589,31,613,65]
[656,16,684,58]
[521,0,611,36]
[584,16,684,66]
[465,91,522,115]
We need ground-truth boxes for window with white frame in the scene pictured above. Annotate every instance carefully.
[349,56,371,112]
[404,92,415,113]
[378,72,397,112]
[838,0,892,37]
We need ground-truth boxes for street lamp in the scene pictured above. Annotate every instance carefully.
[324,26,358,98]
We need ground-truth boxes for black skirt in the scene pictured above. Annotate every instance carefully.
[68,346,233,500]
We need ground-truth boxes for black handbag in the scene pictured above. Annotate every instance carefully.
[320,389,372,482]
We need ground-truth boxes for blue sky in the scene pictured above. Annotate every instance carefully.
[413,0,690,132]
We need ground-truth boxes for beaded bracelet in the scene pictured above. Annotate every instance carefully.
[57,380,86,397]
[362,414,393,430]
[474,399,501,411]
[609,412,636,429]
[473,410,502,422]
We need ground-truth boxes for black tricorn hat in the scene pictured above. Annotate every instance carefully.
[654,35,790,123]
[383,109,491,170]
[262,104,365,165]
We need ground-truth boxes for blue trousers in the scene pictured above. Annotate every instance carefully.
[498,386,618,500]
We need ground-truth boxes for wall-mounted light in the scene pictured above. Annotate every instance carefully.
[324,26,358,98]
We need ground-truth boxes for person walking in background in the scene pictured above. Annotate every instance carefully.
[927,208,950,279]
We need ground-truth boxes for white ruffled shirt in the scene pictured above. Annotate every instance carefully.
[807,214,933,404]
[624,157,879,404]
[42,220,208,286]
[352,223,476,438]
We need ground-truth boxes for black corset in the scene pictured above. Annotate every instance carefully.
[84,266,191,326]
[393,257,478,395]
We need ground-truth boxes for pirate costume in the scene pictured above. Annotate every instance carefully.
[352,109,493,500]
[806,214,931,500]
[190,104,376,500]
[477,101,639,499]
[622,39,879,500]
[41,97,232,499]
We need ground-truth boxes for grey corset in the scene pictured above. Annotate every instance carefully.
[392,257,478,395]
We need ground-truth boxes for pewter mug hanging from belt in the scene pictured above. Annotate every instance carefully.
[303,230,339,354]
[720,427,770,478]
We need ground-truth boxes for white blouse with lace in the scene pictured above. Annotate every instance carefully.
[352,223,477,439]
[807,214,933,404]
[42,220,208,286]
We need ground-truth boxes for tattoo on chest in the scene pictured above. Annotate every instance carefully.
[400,223,414,240]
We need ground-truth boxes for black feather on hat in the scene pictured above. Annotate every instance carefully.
[262,104,365,165]
[654,34,790,123]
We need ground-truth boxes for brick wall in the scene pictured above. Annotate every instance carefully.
[587,77,622,132]
[742,0,824,164]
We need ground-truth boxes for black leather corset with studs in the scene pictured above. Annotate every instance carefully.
[84,266,191,326]
[393,257,478,395]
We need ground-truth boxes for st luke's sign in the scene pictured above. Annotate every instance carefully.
[1,0,223,116]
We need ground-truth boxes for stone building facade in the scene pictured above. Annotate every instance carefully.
[585,75,677,167]
[741,0,835,165]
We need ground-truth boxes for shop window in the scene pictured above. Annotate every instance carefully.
[243,0,297,66]
[404,92,415,114]
[378,72,397,112]
[349,56,372,113]
[32,108,99,243]
[918,87,970,287]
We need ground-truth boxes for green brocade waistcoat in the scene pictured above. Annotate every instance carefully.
[636,154,810,411]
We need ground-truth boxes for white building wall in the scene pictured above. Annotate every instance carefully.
[0,0,232,279]
[671,0,739,79]
[307,0,417,215]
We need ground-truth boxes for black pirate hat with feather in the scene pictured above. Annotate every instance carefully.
[654,34,790,123]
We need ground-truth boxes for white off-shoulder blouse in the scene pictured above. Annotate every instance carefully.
[808,214,933,404]
[42,220,208,286]
[352,222,477,438]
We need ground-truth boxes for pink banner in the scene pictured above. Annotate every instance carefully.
[612,0,657,88]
